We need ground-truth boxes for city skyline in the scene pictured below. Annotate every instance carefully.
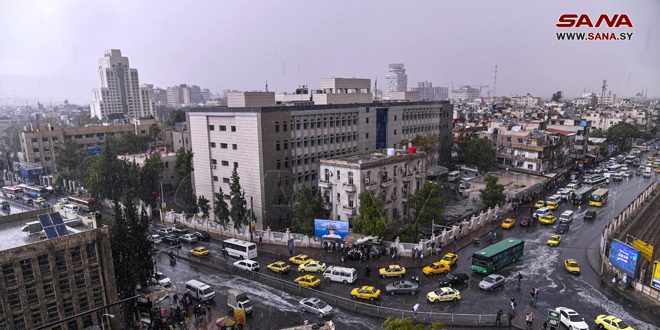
[1,0,659,104]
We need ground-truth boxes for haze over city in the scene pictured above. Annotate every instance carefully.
[1,0,659,104]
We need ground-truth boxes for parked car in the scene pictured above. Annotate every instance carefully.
[148,234,162,244]
[151,272,172,287]
[584,210,597,221]
[180,233,198,244]
[162,235,181,246]
[299,298,333,317]
[193,231,211,241]
[555,307,588,330]
[1,201,9,211]
[437,272,469,287]
[379,265,406,278]
[384,280,420,295]
[156,228,173,236]
[478,274,505,291]
[171,227,188,236]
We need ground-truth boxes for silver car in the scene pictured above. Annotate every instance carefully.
[478,274,505,291]
[299,298,333,317]
[385,280,420,295]
[151,272,172,287]
[180,233,198,243]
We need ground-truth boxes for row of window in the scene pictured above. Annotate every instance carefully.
[208,125,237,132]
[276,132,359,150]
[401,109,450,121]
[210,142,238,150]
[211,160,238,168]
[276,114,360,132]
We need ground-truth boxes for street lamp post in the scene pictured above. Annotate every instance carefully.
[101,313,115,330]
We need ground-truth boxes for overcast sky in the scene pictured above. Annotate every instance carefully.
[1,0,658,103]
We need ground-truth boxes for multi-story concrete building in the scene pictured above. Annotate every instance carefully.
[276,78,373,105]
[386,64,408,95]
[91,49,156,119]
[411,81,449,101]
[188,96,452,230]
[510,94,540,108]
[147,85,169,106]
[119,151,177,186]
[19,119,165,173]
[167,84,203,107]
[548,117,591,160]
[171,122,191,152]
[450,85,481,102]
[0,228,118,330]
[479,121,576,175]
[319,150,427,223]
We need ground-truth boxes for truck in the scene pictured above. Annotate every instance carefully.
[572,185,595,205]
[227,288,253,314]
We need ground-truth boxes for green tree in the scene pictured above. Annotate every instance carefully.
[590,128,605,138]
[291,186,326,235]
[229,166,248,229]
[167,109,187,126]
[406,181,444,241]
[55,139,84,175]
[551,91,563,102]
[352,190,386,237]
[198,195,210,219]
[480,175,507,208]
[382,317,424,330]
[606,122,642,143]
[75,111,101,127]
[149,123,162,144]
[174,149,196,213]
[213,189,230,225]
[139,153,164,205]
[459,138,495,172]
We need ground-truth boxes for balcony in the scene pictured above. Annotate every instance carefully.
[342,183,356,193]
[380,178,393,188]
[318,180,332,188]
[342,204,355,210]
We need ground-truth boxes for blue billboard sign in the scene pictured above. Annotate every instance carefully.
[314,219,350,239]
[609,239,641,279]
[579,120,589,127]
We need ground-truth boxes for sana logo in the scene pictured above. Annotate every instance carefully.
[556,14,633,28]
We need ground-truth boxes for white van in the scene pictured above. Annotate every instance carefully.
[323,266,357,284]
[233,259,260,272]
[559,210,574,223]
[448,171,461,182]
[533,207,552,219]
[185,280,215,301]
[64,204,80,212]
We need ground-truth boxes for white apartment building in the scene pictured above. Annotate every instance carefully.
[411,81,449,101]
[167,84,203,107]
[510,94,540,108]
[449,86,481,102]
[319,150,427,223]
[188,94,452,230]
[91,49,156,119]
[386,64,408,95]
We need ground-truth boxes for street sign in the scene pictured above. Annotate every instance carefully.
[632,239,654,262]
[547,309,560,328]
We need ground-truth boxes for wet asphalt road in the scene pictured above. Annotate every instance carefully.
[154,172,660,329]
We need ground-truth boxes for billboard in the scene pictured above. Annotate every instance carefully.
[314,219,350,239]
[652,261,660,291]
[609,239,641,279]
[632,239,653,262]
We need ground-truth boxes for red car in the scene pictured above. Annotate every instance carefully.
[519,217,530,227]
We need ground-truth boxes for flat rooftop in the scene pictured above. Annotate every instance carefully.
[320,149,426,168]
[0,211,93,251]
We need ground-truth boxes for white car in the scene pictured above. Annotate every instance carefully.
[180,233,198,243]
[151,272,172,287]
[233,259,260,272]
[149,234,162,244]
[622,171,632,178]
[299,298,333,317]
[557,188,571,200]
[555,307,588,330]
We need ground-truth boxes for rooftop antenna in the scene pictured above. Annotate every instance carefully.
[374,79,378,101]
[265,80,269,92]
[493,64,498,97]
[600,79,607,105]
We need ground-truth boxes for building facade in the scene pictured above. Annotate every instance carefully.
[386,64,408,95]
[91,49,155,119]
[19,119,164,173]
[319,150,427,223]
[119,151,177,186]
[0,228,118,330]
[449,86,481,102]
[167,84,203,108]
[188,99,452,230]
[411,82,449,101]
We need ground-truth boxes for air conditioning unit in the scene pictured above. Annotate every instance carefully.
[364,178,370,184]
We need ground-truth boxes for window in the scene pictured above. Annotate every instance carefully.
[209,125,215,131]
[212,159,218,165]
[33,148,39,152]
[394,130,397,135]
[223,178,230,183]
[365,133,369,139]
[43,280,55,300]
[210,142,216,148]
[93,286,104,307]
[234,162,238,168]
[366,117,369,124]
[79,292,89,312]
[219,125,227,131]
[394,115,397,121]
[213,176,218,182]
[7,287,20,308]
[75,271,86,289]
[283,123,287,131]
[30,309,43,328]
[232,144,237,150]
[221,160,229,166]
[46,303,59,322]
[38,254,50,276]
[336,170,341,180]
[63,296,74,317]
[20,259,34,282]
[71,247,82,268]
[275,123,280,132]
[3,263,16,287]
[26,283,38,304]
[58,273,70,291]
[277,160,281,169]
[31,138,37,142]
[276,141,280,151]
[231,126,236,132]
[220,143,228,149]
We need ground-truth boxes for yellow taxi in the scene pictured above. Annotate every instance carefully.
[564,259,581,275]
[545,195,561,210]
[351,285,381,301]
[426,287,461,303]
[439,253,458,266]
[294,275,320,288]
[379,265,406,278]
[267,261,290,274]
[500,218,516,229]
[34,197,46,204]
[190,246,209,257]
[547,235,561,247]
[298,260,327,273]
[595,315,634,330]
[422,262,450,275]
[534,200,546,208]
[289,254,313,265]
[539,214,557,225]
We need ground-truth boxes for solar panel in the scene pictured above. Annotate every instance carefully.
[44,227,58,239]
[55,224,68,236]
[38,214,52,227]
[50,212,64,225]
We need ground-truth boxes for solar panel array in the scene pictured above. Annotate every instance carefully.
[38,212,69,239]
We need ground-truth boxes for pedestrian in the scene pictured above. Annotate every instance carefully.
[525,313,532,328]
[535,287,540,301]
[413,303,419,319]
[304,318,309,325]
[173,293,179,304]
[542,320,548,330]
[516,273,523,286]
[259,235,263,246]
[529,288,536,302]
[510,297,516,311]
[496,309,503,326]
[507,312,515,327]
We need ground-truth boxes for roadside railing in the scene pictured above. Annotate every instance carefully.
[176,253,497,326]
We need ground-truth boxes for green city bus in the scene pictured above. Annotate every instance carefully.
[471,238,525,275]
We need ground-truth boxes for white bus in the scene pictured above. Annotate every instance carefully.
[447,171,461,182]
[223,238,258,259]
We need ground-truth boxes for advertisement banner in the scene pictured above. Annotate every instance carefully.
[632,239,653,262]
[314,219,350,239]
[609,239,641,279]
[652,260,660,291]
